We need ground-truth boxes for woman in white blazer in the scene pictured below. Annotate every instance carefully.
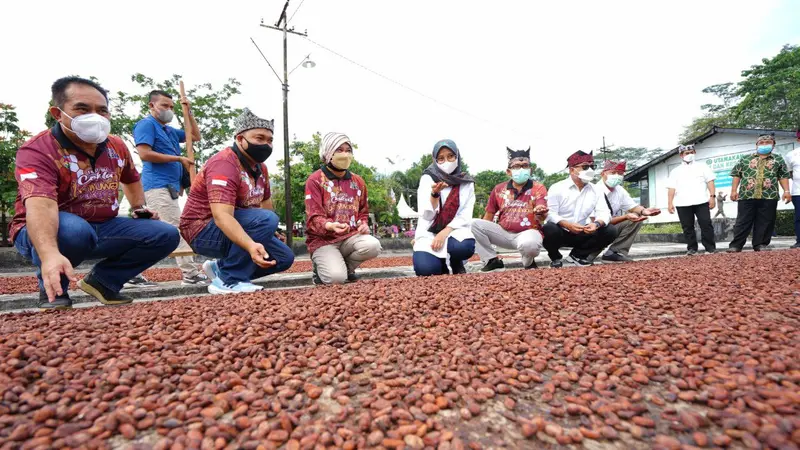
[412,139,476,276]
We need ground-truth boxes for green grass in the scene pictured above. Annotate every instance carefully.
[639,222,685,234]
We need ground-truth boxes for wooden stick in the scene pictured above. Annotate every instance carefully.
[179,80,197,183]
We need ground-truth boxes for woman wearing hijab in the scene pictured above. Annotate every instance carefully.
[304,132,382,285]
[412,139,476,276]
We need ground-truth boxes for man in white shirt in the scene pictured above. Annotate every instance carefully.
[589,160,661,262]
[543,150,618,268]
[666,145,717,255]
[785,136,800,248]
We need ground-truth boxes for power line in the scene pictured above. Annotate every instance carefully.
[288,0,306,24]
[302,35,527,137]
[250,37,282,84]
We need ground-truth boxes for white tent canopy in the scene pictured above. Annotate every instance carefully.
[396,194,419,219]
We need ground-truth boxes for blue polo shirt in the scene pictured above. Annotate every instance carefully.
[133,115,186,192]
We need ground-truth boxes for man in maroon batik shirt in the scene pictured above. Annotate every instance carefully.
[12,76,178,309]
[180,108,294,294]
[305,132,382,285]
[471,147,548,271]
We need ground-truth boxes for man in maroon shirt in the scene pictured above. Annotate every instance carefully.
[179,108,294,294]
[12,77,179,309]
[305,132,382,284]
[470,147,548,271]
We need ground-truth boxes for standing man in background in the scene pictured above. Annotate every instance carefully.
[727,134,791,252]
[667,145,717,255]
[784,134,800,248]
[714,192,727,218]
[132,90,208,286]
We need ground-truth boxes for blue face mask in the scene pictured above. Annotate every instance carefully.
[511,168,531,184]
[757,145,773,155]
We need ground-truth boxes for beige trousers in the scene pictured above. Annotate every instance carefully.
[145,188,200,278]
[311,234,382,284]
[588,219,643,260]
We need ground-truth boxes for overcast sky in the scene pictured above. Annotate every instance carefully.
[3,0,798,176]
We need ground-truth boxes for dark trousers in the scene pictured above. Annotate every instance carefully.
[729,199,779,249]
[542,222,619,260]
[793,196,800,245]
[14,211,180,294]
[413,238,475,276]
[676,203,716,252]
[190,208,294,284]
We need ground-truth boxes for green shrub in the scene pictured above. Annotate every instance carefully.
[775,210,795,236]
[639,222,684,234]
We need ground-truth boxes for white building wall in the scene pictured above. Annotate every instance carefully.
[644,133,796,224]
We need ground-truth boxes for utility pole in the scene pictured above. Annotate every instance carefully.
[599,136,615,161]
[260,0,308,247]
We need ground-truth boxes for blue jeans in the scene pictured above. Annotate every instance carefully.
[189,208,294,285]
[793,196,800,244]
[413,238,475,276]
[14,212,180,294]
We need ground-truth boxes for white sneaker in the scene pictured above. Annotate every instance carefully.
[202,260,220,281]
[237,281,263,292]
[207,278,263,295]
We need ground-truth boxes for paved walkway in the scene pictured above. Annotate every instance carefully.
[1,237,795,313]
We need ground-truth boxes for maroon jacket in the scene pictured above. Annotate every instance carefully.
[11,125,140,242]
[180,147,270,245]
[304,166,369,254]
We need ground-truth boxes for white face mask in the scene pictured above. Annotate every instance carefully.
[157,109,174,123]
[682,153,695,163]
[605,174,623,188]
[60,110,111,144]
[437,160,458,174]
[578,168,595,182]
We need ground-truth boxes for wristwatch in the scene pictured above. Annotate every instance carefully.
[431,192,441,198]
[593,220,603,228]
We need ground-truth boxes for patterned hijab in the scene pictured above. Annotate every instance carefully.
[422,139,474,185]
[320,132,352,164]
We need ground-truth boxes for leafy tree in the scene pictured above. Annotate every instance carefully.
[681,45,800,141]
[0,104,31,243]
[734,45,800,129]
[603,147,665,171]
[472,170,508,218]
[45,74,242,164]
[541,171,568,189]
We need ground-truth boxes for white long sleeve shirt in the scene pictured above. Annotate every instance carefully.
[595,181,638,217]
[666,162,715,207]
[413,174,475,258]
[785,148,800,196]
[547,177,611,226]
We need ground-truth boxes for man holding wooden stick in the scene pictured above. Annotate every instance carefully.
[130,88,208,286]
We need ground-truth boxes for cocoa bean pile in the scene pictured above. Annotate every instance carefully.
[0,251,798,449]
[0,256,487,295]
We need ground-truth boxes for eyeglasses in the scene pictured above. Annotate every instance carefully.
[509,164,531,170]
[575,164,596,170]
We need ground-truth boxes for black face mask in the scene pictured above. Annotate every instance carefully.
[242,138,272,163]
